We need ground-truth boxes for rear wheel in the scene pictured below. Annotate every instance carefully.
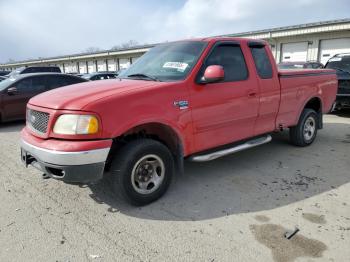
[110,139,174,206]
[290,108,318,147]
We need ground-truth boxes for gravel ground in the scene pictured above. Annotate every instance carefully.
[0,112,349,262]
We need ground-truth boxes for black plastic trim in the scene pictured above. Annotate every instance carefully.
[279,71,336,78]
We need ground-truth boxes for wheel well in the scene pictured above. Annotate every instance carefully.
[304,97,321,113]
[106,123,183,170]
[303,97,323,129]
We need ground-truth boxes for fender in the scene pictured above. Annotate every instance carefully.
[111,117,192,156]
[294,95,323,128]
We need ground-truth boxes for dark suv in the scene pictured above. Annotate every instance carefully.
[0,73,87,122]
[325,54,350,110]
[7,66,61,78]
[81,72,118,81]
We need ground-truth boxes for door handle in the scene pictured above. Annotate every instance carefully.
[248,92,257,97]
[7,87,18,96]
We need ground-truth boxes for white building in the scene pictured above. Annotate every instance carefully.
[1,19,350,72]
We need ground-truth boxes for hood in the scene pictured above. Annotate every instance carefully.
[29,79,164,110]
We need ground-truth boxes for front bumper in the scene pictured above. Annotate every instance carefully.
[20,137,111,184]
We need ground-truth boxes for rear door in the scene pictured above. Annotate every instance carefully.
[248,42,280,135]
[3,76,47,120]
[190,42,259,152]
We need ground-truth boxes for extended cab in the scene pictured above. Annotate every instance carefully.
[20,37,337,205]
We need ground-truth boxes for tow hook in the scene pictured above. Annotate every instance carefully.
[42,173,51,179]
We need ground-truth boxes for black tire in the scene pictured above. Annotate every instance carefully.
[110,139,174,206]
[290,108,318,147]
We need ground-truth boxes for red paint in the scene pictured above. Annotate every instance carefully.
[22,37,338,156]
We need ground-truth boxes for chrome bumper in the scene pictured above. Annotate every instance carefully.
[20,139,110,166]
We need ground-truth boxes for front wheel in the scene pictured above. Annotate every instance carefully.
[110,139,174,206]
[289,108,318,147]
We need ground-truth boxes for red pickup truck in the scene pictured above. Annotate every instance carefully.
[20,37,337,205]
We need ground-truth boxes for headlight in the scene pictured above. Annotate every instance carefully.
[53,114,99,135]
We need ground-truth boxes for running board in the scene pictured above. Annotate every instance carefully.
[189,135,272,162]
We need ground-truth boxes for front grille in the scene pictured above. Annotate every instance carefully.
[338,80,350,95]
[27,109,50,134]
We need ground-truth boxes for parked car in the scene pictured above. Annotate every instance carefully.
[81,72,119,81]
[21,37,337,205]
[278,61,324,69]
[0,73,87,122]
[324,53,350,110]
[0,71,11,76]
[7,66,61,78]
[0,76,6,82]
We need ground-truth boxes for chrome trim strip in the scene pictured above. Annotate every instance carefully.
[21,139,110,166]
[190,135,272,162]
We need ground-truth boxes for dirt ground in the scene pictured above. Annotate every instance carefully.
[0,112,349,262]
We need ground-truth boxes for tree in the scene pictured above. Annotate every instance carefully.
[84,47,102,53]
[111,40,139,50]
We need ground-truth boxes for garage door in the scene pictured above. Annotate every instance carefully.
[107,59,117,72]
[281,42,308,62]
[119,58,131,69]
[319,38,350,65]
[78,62,87,74]
[97,60,106,72]
[88,61,96,73]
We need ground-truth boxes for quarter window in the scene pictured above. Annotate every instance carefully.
[250,46,273,79]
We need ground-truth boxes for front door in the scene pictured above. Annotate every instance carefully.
[3,76,47,120]
[190,42,260,152]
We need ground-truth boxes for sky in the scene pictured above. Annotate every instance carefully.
[0,0,349,63]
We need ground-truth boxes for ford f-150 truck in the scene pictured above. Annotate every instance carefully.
[20,37,337,205]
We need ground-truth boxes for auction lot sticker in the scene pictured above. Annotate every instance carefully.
[163,62,188,72]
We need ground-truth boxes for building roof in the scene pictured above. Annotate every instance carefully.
[1,18,350,67]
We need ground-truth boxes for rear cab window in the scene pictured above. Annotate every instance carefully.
[249,43,273,79]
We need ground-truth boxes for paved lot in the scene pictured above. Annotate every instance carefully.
[0,112,349,262]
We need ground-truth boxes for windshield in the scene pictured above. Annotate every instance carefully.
[325,58,350,73]
[119,41,207,82]
[7,67,24,77]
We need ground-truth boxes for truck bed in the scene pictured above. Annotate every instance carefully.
[277,69,337,128]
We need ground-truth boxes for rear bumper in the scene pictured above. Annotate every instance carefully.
[20,129,112,183]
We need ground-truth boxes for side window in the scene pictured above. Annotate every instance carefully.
[250,46,273,79]
[30,76,47,92]
[65,76,84,85]
[90,75,98,81]
[16,77,46,93]
[204,44,248,82]
[47,76,64,89]
[47,76,79,89]
[16,79,33,93]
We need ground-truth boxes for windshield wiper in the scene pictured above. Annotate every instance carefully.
[127,73,160,82]
[333,67,350,74]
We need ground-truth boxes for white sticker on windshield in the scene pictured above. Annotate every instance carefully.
[328,57,341,62]
[163,62,189,72]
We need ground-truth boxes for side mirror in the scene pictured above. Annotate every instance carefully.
[7,86,18,96]
[200,65,225,84]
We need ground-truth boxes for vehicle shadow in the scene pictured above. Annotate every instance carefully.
[88,122,350,221]
[0,120,25,133]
